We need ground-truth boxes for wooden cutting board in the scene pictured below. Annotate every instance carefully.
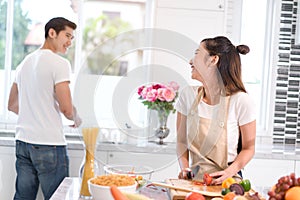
[165,179,267,200]
[165,179,222,200]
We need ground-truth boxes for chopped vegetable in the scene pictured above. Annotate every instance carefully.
[221,188,231,195]
[229,183,245,195]
[203,173,213,186]
[239,179,251,192]
[110,185,129,200]
[221,177,236,189]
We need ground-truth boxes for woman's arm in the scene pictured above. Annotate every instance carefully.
[211,120,256,184]
[176,112,191,179]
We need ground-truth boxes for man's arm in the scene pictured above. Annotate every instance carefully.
[8,83,19,114]
[55,81,81,127]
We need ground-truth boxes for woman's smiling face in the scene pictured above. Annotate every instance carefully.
[190,42,211,82]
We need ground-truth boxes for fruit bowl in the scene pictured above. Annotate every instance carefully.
[88,174,137,200]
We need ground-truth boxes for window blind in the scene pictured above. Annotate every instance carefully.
[273,0,300,153]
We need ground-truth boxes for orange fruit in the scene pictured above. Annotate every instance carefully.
[223,192,236,200]
[285,186,300,200]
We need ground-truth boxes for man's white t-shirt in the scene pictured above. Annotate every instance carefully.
[175,86,256,162]
[15,49,71,145]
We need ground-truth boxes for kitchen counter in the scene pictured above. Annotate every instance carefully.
[50,177,81,200]
[50,177,169,200]
[50,177,270,200]
[1,130,300,160]
[0,129,177,154]
[1,127,300,161]
[0,130,295,200]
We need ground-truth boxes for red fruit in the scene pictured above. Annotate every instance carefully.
[203,173,212,186]
[185,192,205,200]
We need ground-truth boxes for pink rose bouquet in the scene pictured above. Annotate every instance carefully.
[137,81,179,115]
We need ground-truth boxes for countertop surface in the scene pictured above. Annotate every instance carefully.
[50,177,269,200]
[50,177,169,200]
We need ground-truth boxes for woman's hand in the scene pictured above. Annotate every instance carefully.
[178,168,193,179]
[209,170,231,185]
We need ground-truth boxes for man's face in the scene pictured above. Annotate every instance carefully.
[52,26,75,54]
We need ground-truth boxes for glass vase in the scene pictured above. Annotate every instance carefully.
[79,127,99,199]
[155,109,170,145]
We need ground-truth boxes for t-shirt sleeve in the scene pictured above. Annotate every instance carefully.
[236,92,256,126]
[175,86,197,116]
[175,92,188,115]
[15,65,21,84]
[54,59,71,85]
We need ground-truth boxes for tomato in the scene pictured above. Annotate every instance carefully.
[221,177,236,189]
[203,173,212,186]
[239,179,251,192]
[185,192,205,200]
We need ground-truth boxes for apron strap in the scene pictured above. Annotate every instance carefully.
[199,95,230,157]
[188,86,230,158]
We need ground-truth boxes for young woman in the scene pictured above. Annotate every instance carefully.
[176,36,256,185]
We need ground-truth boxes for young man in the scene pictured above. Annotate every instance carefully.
[8,17,82,200]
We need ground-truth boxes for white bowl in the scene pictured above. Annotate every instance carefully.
[104,164,154,180]
[88,176,137,200]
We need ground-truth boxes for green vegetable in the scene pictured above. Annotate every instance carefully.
[239,179,251,192]
[221,188,231,195]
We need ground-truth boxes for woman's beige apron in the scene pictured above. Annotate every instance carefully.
[187,87,230,180]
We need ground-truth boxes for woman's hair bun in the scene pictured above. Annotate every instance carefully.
[236,45,250,55]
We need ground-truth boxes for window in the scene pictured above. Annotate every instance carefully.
[0,0,8,125]
[73,1,147,134]
[0,0,78,127]
[240,0,269,135]
[0,0,148,137]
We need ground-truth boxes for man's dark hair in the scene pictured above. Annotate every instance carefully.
[44,17,77,38]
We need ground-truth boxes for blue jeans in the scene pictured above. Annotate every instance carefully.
[14,140,69,200]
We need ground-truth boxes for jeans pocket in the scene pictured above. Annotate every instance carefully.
[30,145,57,174]
[15,140,24,156]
